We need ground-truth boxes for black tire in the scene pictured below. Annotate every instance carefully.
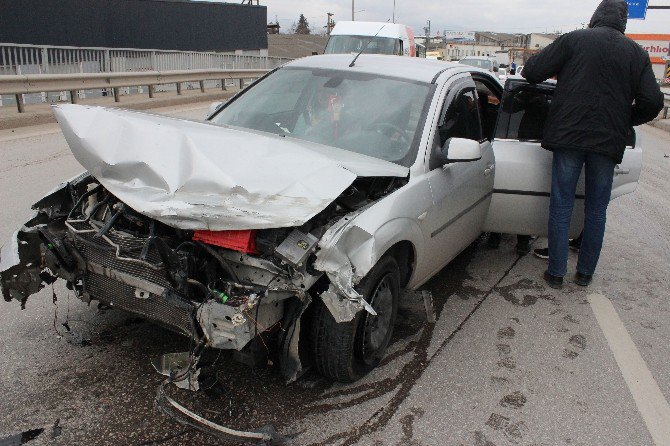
[310,256,400,382]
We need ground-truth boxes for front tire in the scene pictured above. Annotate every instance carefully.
[310,256,400,382]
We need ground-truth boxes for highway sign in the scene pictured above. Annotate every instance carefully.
[627,0,649,19]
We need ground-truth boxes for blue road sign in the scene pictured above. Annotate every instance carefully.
[627,0,649,20]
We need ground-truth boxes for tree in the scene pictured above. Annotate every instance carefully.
[294,14,311,35]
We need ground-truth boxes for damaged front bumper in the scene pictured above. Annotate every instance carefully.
[0,174,378,361]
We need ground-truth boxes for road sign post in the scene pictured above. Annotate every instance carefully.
[627,0,649,19]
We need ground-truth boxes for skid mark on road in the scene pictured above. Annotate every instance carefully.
[589,293,670,446]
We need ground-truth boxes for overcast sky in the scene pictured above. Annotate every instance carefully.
[248,0,670,35]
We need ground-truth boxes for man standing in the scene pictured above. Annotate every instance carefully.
[522,0,664,289]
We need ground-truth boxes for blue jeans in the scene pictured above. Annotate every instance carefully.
[548,149,616,277]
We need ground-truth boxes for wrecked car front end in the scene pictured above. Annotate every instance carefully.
[0,105,413,383]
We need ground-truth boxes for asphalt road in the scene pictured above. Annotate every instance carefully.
[0,104,668,446]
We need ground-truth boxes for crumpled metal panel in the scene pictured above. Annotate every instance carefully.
[52,104,408,231]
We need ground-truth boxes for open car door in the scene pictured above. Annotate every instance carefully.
[483,78,642,237]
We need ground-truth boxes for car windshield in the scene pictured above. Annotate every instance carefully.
[210,68,432,166]
[325,35,399,55]
[460,58,493,69]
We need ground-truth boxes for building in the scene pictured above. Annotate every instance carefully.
[526,33,561,50]
[627,34,670,80]
[0,0,268,55]
[444,32,531,62]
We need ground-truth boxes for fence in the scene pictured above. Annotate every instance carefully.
[0,43,291,108]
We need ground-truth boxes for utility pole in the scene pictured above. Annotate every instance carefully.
[393,0,396,23]
[352,0,355,21]
[326,12,334,34]
[426,20,431,51]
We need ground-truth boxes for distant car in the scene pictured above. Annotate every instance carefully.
[0,55,643,386]
[458,56,499,73]
[498,67,508,82]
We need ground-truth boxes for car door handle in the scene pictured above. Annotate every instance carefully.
[484,164,495,176]
[614,166,630,175]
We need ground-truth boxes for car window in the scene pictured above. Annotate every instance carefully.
[210,67,433,167]
[437,86,482,146]
[325,35,399,55]
[474,78,502,141]
[495,86,552,141]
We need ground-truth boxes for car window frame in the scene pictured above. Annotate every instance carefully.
[471,72,504,142]
[494,81,554,142]
[436,78,483,144]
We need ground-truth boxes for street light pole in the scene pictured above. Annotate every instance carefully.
[352,0,355,20]
[393,0,396,23]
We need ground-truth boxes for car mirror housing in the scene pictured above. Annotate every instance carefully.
[439,137,482,164]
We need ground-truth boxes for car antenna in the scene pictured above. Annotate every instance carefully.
[349,21,389,68]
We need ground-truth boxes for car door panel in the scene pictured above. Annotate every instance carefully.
[612,130,643,199]
[484,79,642,237]
[424,76,494,274]
[483,139,585,237]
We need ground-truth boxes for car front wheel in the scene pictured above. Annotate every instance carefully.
[311,256,400,382]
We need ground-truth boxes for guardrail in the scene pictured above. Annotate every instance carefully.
[0,68,271,113]
[0,42,291,75]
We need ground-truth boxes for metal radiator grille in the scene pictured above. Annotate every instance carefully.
[72,236,171,289]
[86,272,193,336]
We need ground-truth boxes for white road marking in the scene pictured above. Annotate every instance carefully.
[588,293,670,446]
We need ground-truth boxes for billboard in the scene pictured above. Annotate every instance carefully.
[0,0,267,52]
[627,34,670,64]
[444,31,476,42]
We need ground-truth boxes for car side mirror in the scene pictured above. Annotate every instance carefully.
[439,138,482,165]
[207,101,224,118]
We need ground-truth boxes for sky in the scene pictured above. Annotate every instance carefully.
[240,0,670,36]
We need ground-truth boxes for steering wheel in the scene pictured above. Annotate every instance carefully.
[368,122,411,145]
[361,122,410,161]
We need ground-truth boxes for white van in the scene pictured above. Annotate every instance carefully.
[325,21,421,57]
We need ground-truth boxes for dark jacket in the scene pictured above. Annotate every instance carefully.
[522,0,664,163]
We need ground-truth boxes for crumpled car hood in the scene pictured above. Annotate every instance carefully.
[53,104,408,230]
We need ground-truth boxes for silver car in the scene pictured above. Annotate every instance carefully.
[0,55,642,383]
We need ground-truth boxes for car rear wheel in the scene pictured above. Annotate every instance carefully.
[311,256,400,382]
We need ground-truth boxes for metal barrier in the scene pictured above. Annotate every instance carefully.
[0,43,291,75]
[0,68,270,112]
[0,43,292,110]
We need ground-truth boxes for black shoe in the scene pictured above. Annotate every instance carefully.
[534,247,549,259]
[543,271,563,289]
[569,238,581,252]
[574,272,592,287]
[516,236,532,255]
[487,233,502,249]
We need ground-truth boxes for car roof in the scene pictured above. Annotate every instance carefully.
[329,21,407,38]
[285,54,470,84]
